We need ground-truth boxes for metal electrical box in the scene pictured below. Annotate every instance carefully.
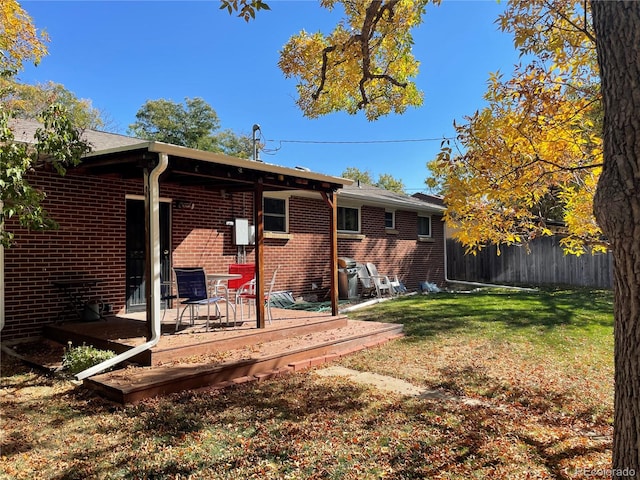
[233,218,254,245]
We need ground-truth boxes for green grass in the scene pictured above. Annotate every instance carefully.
[351,287,612,341]
[348,287,612,367]
[344,287,613,422]
[1,287,614,479]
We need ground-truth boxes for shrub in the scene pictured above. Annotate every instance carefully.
[62,342,116,375]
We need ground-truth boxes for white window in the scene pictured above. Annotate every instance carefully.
[385,210,395,229]
[417,215,431,237]
[264,197,288,233]
[338,206,360,233]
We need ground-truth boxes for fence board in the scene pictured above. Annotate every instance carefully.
[447,237,613,289]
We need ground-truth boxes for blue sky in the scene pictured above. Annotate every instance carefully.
[20,0,519,193]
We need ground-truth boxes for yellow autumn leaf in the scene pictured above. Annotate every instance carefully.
[0,0,48,71]
[431,0,603,256]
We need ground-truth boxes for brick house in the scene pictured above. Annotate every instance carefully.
[333,182,445,286]
[1,122,445,342]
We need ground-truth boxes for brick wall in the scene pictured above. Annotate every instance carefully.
[3,171,444,342]
[4,171,136,341]
[337,205,445,293]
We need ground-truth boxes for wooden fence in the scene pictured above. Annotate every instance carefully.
[446,236,613,289]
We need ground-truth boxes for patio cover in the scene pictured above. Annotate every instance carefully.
[78,140,351,336]
[2,119,350,342]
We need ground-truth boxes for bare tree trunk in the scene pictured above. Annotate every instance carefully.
[592,1,640,472]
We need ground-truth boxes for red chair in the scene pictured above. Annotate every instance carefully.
[228,263,255,292]
[228,264,254,320]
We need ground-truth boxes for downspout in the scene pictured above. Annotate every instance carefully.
[442,226,536,292]
[76,152,169,380]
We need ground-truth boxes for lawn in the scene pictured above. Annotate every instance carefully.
[1,288,613,479]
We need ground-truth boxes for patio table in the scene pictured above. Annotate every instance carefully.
[207,273,242,325]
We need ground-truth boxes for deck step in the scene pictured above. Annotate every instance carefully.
[44,316,352,367]
[150,316,349,365]
[84,320,404,404]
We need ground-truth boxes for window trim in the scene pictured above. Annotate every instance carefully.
[385,209,396,230]
[417,214,432,238]
[337,205,361,234]
[263,195,289,233]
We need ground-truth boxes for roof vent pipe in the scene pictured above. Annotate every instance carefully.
[252,124,263,162]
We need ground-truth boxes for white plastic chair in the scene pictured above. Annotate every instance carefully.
[236,266,280,324]
[365,263,395,298]
[356,263,378,298]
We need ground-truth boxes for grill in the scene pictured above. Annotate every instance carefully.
[337,257,358,299]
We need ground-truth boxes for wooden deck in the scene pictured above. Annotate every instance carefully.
[43,306,404,404]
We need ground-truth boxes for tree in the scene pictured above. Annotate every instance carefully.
[128,97,253,158]
[428,0,603,255]
[1,78,106,130]
[341,166,405,193]
[0,0,48,73]
[212,128,255,159]
[277,0,429,120]
[341,166,375,185]
[376,172,405,193]
[1,104,91,246]
[220,0,271,21]
[592,2,640,471]
[220,0,640,467]
[129,97,220,149]
[1,0,90,247]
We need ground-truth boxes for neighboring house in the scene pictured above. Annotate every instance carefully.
[335,183,445,287]
[2,121,445,342]
[262,181,446,297]
[412,192,445,208]
[412,191,452,237]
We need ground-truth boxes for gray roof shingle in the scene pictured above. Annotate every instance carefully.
[339,182,445,213]
[9,118,145,151]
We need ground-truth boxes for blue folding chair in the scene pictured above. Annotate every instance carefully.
[174,267,224,331]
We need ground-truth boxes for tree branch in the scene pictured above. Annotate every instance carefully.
[312,45,337,100]
[312,0,407,108]
[542,0,596,44]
